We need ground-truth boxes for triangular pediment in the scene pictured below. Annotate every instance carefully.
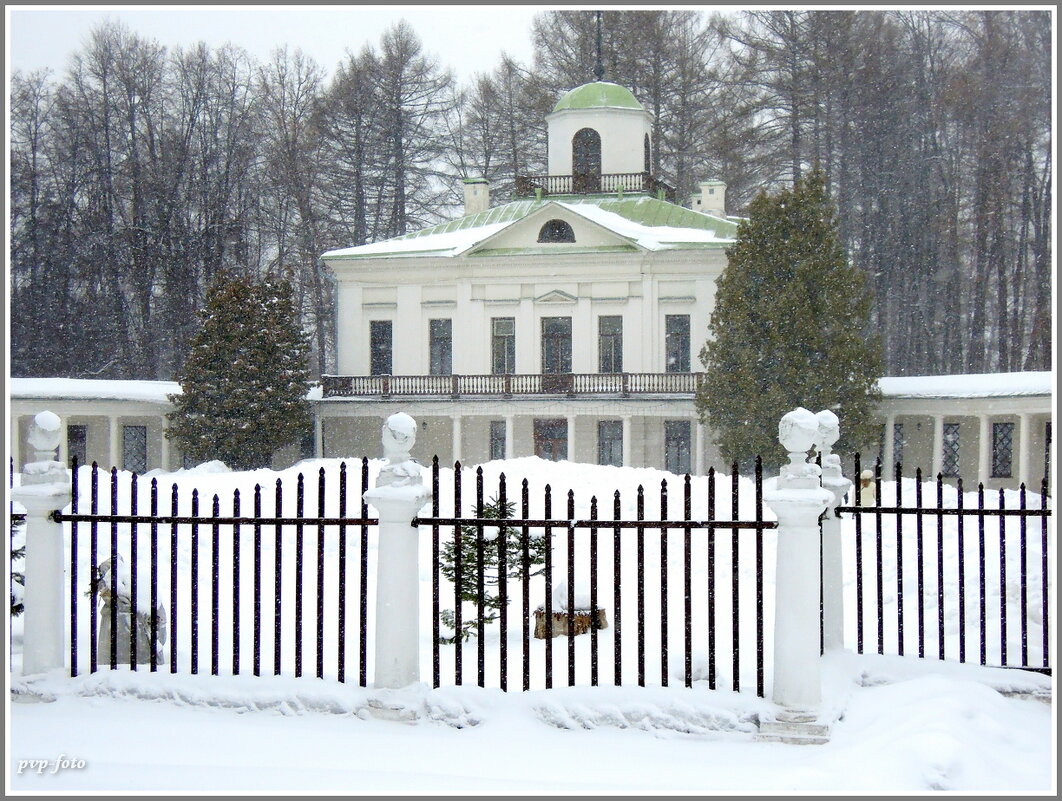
[534,289,578,304]
[464,201,644,256]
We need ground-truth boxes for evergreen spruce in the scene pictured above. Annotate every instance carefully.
[166,273,313,471]
[696,171,883,471]
[439,495,549,643]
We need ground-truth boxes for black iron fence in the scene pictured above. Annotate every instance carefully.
[42,454,1052,689]
[838,454,1052,674]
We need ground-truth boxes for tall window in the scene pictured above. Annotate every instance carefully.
[992,422,1014,478]
[572,127,601,192]
[123,425,147,474]
[491,317,516,374]
[534,419,568,462]
[541,317,572,374]
[665,315,690,373]
[598,420,623,467]
[942,422,960,477]
[537,219,575,243]
[892,423,905,468]
[598,316,623,373]
[643,134,651,173]
[429,319,452,376]
[370,320,392,375]
[67,424,87,468]
[665,421,692,476]
[490,420,506,461]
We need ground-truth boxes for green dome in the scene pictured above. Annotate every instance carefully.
[552,81,644,113]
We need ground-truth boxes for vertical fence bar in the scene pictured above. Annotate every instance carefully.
[129,474,139,671]
[191,489,200,675]
[274,479,283,676]
[707,468,716,690]
[338,463,348,684]
[894,462,903,657]
[544,484,553,689]
[476,467,485,688]
[522,479,531,692]
[755,457,764,698]
[454,462,463,686]
[170,483,178,674]
[613,489,622,687]
[853,453,863,654]
[232,489,241,675]
[998,488,1007,666]
[978,483,986,666]
[683,475,692,690]
[253,485,262,677]
[90,464,99,674]
[590,494,599,687]
[69,460,80,677]
[916,468,925,659]
[1040,478,1049,669]
[110,468,118,670]
[659,479,669,688]
[874,459,883,656]
[295,474,304,678]
[730,463,739,693]
[567,489,576,688]
[150,478,158,673]
[431,457,440,689]
[498,473,508,692]
[360,458,369,687]
[637,484,645,688]
[957,479,966,663]
[316,469,325,680]
[936,473,945,661]
[1019,483,1028,667]
[211,494,220,676]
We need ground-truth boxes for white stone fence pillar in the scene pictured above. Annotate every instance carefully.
[12,411,72,676]
[817,410,852,653]
[363,413,430,689]
[764,408,833,710]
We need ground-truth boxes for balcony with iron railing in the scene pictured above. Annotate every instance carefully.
[514,172,676,203]
[322,372,704,399]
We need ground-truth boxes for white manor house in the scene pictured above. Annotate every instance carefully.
[8,80,1055,491]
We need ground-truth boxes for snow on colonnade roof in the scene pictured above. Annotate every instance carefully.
[878,371,1053,399]
[10,377,324,403]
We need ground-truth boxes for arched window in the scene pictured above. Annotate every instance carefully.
[537,219,576,243]
[644,134,651,173]
[572,128,601,192]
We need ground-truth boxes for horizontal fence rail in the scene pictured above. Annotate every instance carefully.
[54,460,378,684]
[837,454,1052,675]
[513,171,677,202]
[417,456,774,696]
[321,372,704,399]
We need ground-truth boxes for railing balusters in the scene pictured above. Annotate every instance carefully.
[636,484,645,688]
[274,479,283,676]
[476,467,485,688]
[590,495,599,687]
[544,484,553,689]
[875,459,884,656]
[1019,483,1028,667]
[895,462,903,656]
[567,489,575,688]
[1040,478,1049,669]
[232,489,241,675]
[936,474,944,661]
[659,479,668,687]
[431,457,440,689]
[707,468,716,690]
[191,489,199,675]
[454,462,463,686]
[316,468,325,680]
[360,458,369,687]
[130,473,138,671]
[109,468,118,670]
[295,474,304,678]
[613,489,622,687]
[853,453,864,654]
[978,482,986,666]
[150,478,158,673]
[730,463,739,693]
[69,459,79,677]
[998,487,1007,666]
[253,484,262,677]
[338,463,348,684]
[916,468,925,659]
[522,479,531,692]
[683,475,692,690]
[498,473,508,692]
[170,483,178,674]
[957,478,965,663]
[211,494,220,676]
[90,464,99,674]
[755,457,764,698]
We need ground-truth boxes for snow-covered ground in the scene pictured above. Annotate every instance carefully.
[7,456,1056,792]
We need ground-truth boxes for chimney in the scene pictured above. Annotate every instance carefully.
[689,180,726,216]
[463,177,490,216]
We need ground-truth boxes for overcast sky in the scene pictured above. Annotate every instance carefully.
[6,5,557,83]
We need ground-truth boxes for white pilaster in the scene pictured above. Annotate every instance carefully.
[109,416,121,471]
[622,416,632,468]
[567,414,576,462]
[977,414,991,488]
[694,420,705,476]
[1018,413,1032,489]
[931,415,944,478]
[504,415,515,459]
[882,414,896,472]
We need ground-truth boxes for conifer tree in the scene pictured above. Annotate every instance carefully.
[696,171,883,471]
[166,273,313,471]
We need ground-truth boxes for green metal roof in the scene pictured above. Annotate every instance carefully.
[322,194,739,260]
[552,81,644,113]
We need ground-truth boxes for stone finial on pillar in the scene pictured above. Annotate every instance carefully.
[363,413,431,691]
[815,409,852,653]
[13,410,72,676]
[764,407,832,712]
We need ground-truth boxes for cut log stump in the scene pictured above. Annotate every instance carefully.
[533,608,608,639]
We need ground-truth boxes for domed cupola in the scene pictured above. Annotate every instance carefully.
[545,80,655,188]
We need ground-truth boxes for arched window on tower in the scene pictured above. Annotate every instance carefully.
[537,219,576,243]
[572,128,602,192]
[644,134,651,174]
